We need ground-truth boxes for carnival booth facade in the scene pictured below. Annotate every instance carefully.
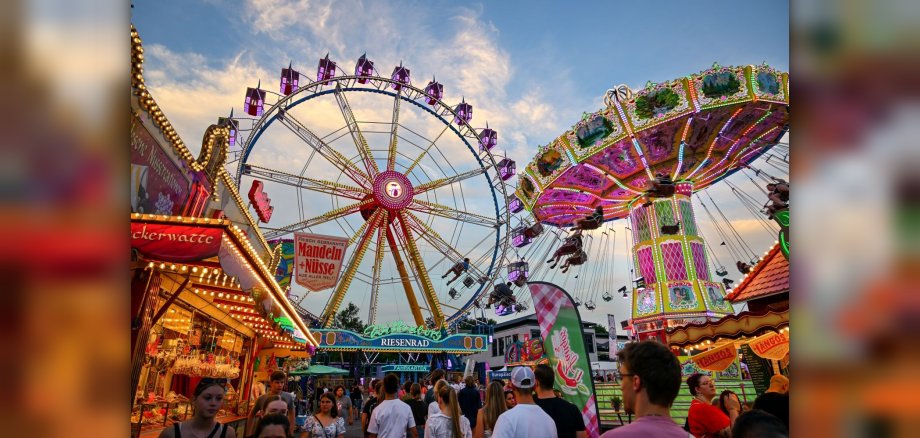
[130,25,318,437]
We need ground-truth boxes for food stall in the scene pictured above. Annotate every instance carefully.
[129,24,318,437]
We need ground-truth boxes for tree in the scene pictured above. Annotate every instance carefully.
[456,317,497,332]
[333,303,366,333]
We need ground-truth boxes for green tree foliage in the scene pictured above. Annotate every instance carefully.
[456,317,497,332]
[333,303,366,333]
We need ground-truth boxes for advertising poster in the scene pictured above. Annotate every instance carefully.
[690,342,738,372]
[131,117,191,215]
[748,331,789,360]
[269,239,296,292]
[529,281,600,438]
[294,232,349,291]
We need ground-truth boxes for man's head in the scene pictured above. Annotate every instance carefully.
[464,376,476,388]
[617,341,681,413]
[510,366,535,395]
[506,282,512,287]
[533,364,555,393]
[732,409,788,438]
[383,373,399,395]
[269,371,286,394]
[464,258,470,262]
[767,374,789,394]
[429,369,445,383]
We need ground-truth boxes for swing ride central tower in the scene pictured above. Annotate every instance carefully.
[628,183,734,342]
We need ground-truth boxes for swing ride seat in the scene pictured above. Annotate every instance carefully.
[448,288,460,300]
[715,267,728,277]
[462,276,475,288]
[524,222,544,239]
[576,217,601,230]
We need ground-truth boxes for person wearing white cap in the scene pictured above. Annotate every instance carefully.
[491,367,557,438]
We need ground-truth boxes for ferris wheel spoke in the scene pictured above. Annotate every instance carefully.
[386,91,401,172]
[410,199,500,228]
[412,166,490,195]
[404,124,452,175]
[321,209,386,327]
[385,225,427,327]
[367,226,387,325]
[334,85,380,177]
[262,198,374,240]
[243,163,369,200]
[276,111,372,189]
[395,211,445,328]
[403,211,487,279]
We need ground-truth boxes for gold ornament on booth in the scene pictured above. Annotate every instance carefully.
[690,342,737,372]
[748,331,789,360]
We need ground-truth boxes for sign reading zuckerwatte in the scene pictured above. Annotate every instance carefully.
[294,232,349,291]
[131,222,223,262]
[528,281,600,438]
[309,328,487,353]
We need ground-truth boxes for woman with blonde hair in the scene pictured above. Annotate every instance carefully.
[425,385,472,438]
[472,381,506,438]
[427,379,450,419]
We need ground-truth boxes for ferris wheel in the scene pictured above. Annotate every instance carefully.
[229,54,514,331]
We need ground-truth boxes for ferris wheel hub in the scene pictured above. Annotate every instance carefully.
[372,170,414,211]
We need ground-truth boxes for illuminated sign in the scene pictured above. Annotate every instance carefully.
[381,364,430,373]
[310,328,487,353]
[248,180,274,223]
[364,320,443,341]
[131,222,222,262]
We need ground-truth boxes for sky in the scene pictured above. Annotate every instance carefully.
[132,0,789,331]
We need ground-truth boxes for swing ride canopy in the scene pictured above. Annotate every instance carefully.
[515,64,788,226]
[514,64,789,340]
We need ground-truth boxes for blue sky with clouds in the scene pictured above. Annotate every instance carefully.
[133,0,788,328]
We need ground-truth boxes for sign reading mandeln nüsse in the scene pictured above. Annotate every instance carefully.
[294,232,349,291]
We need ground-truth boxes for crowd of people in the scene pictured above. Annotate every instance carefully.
[160,341,788,438]
[599,340,789,438]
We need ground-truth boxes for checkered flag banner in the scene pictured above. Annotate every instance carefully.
[528,281,601,438]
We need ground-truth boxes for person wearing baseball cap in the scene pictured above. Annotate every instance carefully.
[491,367,557,438]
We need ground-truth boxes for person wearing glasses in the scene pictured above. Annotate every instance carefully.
[687,372,739,438]
[159,378,237,438]
[248,371,296,437]
[599,341,685,437]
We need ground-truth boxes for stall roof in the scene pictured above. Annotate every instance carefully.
[725,244,789,303]
[132,213,318,348]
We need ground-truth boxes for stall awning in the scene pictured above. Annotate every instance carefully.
[665,309,789,348]
[131,213,318,348]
